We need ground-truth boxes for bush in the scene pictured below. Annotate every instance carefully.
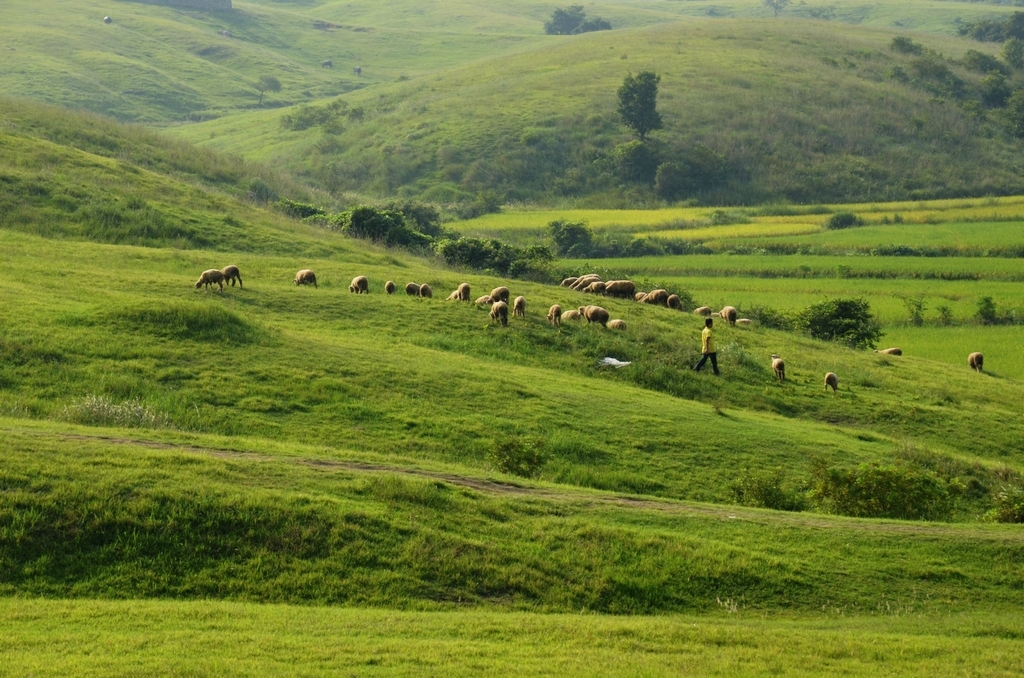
[1005,89,1024,138]
[981,71,1012,108]
[976,296,998,325]
[890,36,923,55]
[276,198,324,219]
[544,5,611,35]
[825,212,862,230]
[810,461,964,521]
[548,219,594,257]
[490,438,546,478]
[654,145,727,199]
[962,50,1009,75]
[743,305,795,331]
[801,298,883,349]
[435,237,552,277]
[1004,38,1024,70]
[612,141,659,184]
[731,468,806,511]
[988,485,1024,523]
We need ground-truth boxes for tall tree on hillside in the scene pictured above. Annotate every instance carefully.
[1004,37,1024,70]
[617,71,662,141]
[255,75,281,105]
[764,0,791,17]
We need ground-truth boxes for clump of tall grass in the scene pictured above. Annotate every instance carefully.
[62,395,169,429]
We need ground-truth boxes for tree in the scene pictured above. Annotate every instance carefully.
[981,71,1012,108]
[544,5,611,35]
[1005,89,1024,138]
[801,298,883,349]
[764,0,790,17]
[1003,37,1024,70]
[548,219,593,257]
[617,71,662,141]
[255,75,281,105]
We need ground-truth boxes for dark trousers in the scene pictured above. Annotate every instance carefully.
[694,352,719,375]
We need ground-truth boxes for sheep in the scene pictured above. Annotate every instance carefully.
[579,305,610,326]
[969,352,984,373]
[561,309,581,321]
[874,347,902,356]
[666,294,683,310]
[607,319,627,330]
[547,304,562,326]
[735,318,753,327]
[635,292,648,302]
[418,283,433,298]
[195,269,226,292]
[490,286,510,303]
[560,277,579,288]
[490,300,509,327]
[604,280,636,299]
[642,289,669,306]
[103,16,112,24]
[385,280,396,295]
[583,281,606,295]
[513,295,526,317]
[294,269,317,288]
[824,372,839,392]
[694,306,712,317]
[570,274,602,291]
[720,306,738,326]
[771,354,785,383]
[321,59,333,69]
[405,282,421,296]
[452,282,471,301]
[475,295,493,305]
[349,275,369,294]
[221,265,242,288]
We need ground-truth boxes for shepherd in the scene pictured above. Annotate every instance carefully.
[692,317,720,376]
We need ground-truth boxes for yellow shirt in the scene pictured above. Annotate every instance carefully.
[702,327,715,354]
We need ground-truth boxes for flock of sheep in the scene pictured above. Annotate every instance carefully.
[194,267,988,383]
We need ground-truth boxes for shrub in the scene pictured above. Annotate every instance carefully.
[743,305,795,331]
[654,145,727,199]
[800,298,883,349]
[1004,38,1024,70]
[825,212,862,230]
[548,219,594,257]
[988,485,1024,523]
[962,50,1009,75]
[981,71,1012,108]
[1005,89,1024,138]
[612,140,659,184]
[490,438,546,478]
[731,468,806,511]
[544,6,611,35]
[276,198,324,219]
[246,177,277,203]
[435,237,552,277]
[902,296,926,327]
[890,36,923,55]
[976,296,998,325]
[809,461,964,521]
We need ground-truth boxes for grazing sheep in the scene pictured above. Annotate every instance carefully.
[824,372,839,392]
[221,265,242,288]
[385,280,396,294]
[604,280,636,299]
[349,275,369,294]
[490,300,509,327]
[643,289,669,306]
[561,309,581,321]
[584,281,606,295]
[455,282,471,301]
[321,59,333,69]
[694,306,712,317]
[608,319,627,330]
[720,306,738,326]
[489,286,510,303]
[513,295,526,317]
[195,269,226,292]
[666,294,683,310]
[547,304,562,326]
[560,277,579,288]
[570,274,602,291]
[579,305,610,326]
[969,352,984,373]
[405,282,421,296]
[294,269,317,288]
[874,347,902,356]
[418,283,433,298]
[771,354,786,383]
[735,318,753,327]
[475,295,493,305]
[103,16,112,24]
[635,292,648,302]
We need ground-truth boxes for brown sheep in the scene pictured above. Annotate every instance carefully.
[513,295,526,317]
[195,269,226,292]
[561,309,582,321]
[604,280,636,299]
[405,282,420,296]
[570,274,602,291]
[294,269,317,288]
[607,319,627,330]
[560,277,579,288]
[490,300,509,327]
[720,306,738,326]
[666,294,683,310]
[874,347,902,356]
[694,306,712,317]
[642,289,669,306]
[418,283,433,298]
[824,372,839,392]
[475,295,493,305]
[385,280,397,294]
[584,281,606,295]
[735,318,753,327]
[547,304,562,326]
[349,275,369,294]
[455,282,471,301]
[771,354,785,383]
[490,286,510,303]
[221,265,242,288]
[579,305,610,326]
[969,352,984,373]
[635,292,648,302]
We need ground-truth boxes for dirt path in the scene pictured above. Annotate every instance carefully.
[20,428,1024,541]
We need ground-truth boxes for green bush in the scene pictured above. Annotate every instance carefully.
[800,298,883,349]
[435,237,552,277]
[890,36,923,55]
[976,296,998,325]
[825,212,863,230]
[731,468,806,511]
[1005,89,1024,138]
[490,438,546,478]
[548,219,594,257]
[544,5,611,35]
[810,461,964,521]
[962,50,1008,75]
[987,485,1024,523]
[981,71,1012,108]
[612,141,659,184]
[654,145,727,199]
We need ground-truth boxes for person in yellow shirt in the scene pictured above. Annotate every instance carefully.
[693,317,719,375]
